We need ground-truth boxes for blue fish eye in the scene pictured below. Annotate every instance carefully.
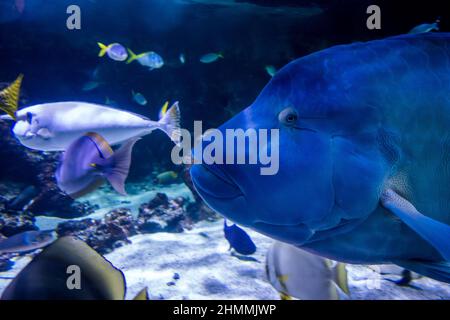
[278,107,298,126]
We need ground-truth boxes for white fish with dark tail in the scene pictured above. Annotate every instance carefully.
[0,80,181,151]
[266,241,349,300]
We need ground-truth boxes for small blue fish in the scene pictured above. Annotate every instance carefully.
[200,52,223,64]
[56,132,139,198]
[265,65,277,77]
[179,53,186,64]
[223,220,256,255]
[127,49,164,70]
[82,81,101,92]
[409,19,440,34]
[132,91,148,106]
[98,43,128,62]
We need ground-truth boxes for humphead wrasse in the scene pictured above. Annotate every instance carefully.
[191,33,450,283]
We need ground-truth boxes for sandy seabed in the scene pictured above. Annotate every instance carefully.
[0,183,449,300]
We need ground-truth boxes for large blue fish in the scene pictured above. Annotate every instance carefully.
[223,220,256,255]
[191,33,450,283]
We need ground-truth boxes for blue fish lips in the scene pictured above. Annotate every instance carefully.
[191,164,241,199]
[190,164,256,225]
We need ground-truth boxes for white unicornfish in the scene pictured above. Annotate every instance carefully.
[0,75,181,151]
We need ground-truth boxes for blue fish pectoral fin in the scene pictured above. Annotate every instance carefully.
[381,189,450,261]
[394,260,450,284]
[103,138,140,196]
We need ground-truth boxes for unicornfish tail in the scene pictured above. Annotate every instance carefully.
[98,42,109,57]
[0,74,23,121]
[158,101,181,144]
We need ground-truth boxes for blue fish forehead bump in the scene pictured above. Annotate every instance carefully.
[191,34,450,254]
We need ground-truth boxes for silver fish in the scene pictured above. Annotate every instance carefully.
[0,230,55,255]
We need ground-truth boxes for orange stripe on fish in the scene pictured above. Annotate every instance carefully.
[85,132,114,158]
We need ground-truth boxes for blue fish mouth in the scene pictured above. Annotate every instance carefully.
[190,164,243,200]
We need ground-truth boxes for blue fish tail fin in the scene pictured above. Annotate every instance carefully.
[157,101,181,144]
[104,138,139,196]
[395,260,450,284]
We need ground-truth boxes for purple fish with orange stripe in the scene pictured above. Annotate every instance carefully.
[55,132,138,198]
